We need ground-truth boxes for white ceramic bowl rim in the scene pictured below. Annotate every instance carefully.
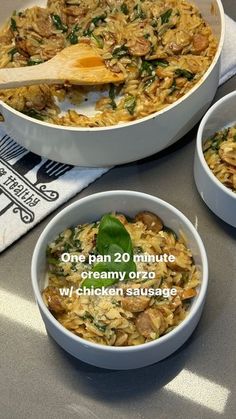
[31,190,208,353]
[0,0,225,133]
[196,90,236,200]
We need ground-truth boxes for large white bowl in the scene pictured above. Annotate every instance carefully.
[194,91,236,227]
[31,190,208,369]
[0,0,225,166]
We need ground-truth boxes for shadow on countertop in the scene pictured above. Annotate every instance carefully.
[47,328,199,402]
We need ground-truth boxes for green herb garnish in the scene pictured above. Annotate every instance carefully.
[151,19,158,27]
[124,95,136,115]
[181,272,189,283]
[175,68,195,80]
[51,14,68,32]
[153,59,169,68]
[81,311,93,321]
[83,14,106,36]
[67,24,80,44]
[91,13,107,26]
[140,59,168,77]
[91,33,104,48]
[47,257,59,266]
[160,8,172,24]
[121,3,129,14]
[62,229,82,252]
[22,109,44,121]
[168,80,178,95]
[27,58,44,66]
[211,139,222,150]
[82,214,136,289]
[10,18,17,32]
[144,76,156,88]
[8,47,18,61]
[134,246,144,254]
[140,60,154,76]
[133,3,146,20]
[210,131,228,150]
[112,45,129,58]
[109,84,117,109]
[93,322,107,332]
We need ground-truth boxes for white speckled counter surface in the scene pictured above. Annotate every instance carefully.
[1,1,236,418]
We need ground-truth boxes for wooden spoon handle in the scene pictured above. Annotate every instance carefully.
[0,64,58,89]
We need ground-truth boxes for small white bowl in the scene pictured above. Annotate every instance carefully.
[31,190,208,370]
[194,91,236,227]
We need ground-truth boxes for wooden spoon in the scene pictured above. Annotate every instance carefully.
[0,43,125,89]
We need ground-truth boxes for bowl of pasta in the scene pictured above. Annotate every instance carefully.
[0,0,224,166]
[31,190,208,369]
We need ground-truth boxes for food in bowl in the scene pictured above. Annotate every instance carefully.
[32,190,208,368]
[0,0,217,127]
[203,124,236,192]
[43,211,200,346]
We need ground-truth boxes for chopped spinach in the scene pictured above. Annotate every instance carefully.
[144,76,156,88]
[134,246,144,254]
[151,19,158,27]
[175,68,195,80]
[140,60,155,76]
[63,242,72,253]
[124,95,136,115]
[10,17,18,32]
[109,84,117,109]
[67,24,80,44]
[160,8,173,25]
[51,14,68,33]
[91,13,107,26]
[168,80,178,95]
[94,322,107,332]
[62,228,82,251]
[22,109,44,121]
[211,131,228,150]
[83,27,93,36]
[83,14,106,36]
[112,45,129,58]
[133,3,146,20]
[121,3,129,15]
[153,59,169,68]
[27,58,44,66]
[181,272,189,283]
[47,257,59,266]
[8,47,18,61]
[81,311,93,321]
[91,33,104,48]
[141,59,168,77]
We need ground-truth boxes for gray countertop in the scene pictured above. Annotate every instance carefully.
[1,1,236,418]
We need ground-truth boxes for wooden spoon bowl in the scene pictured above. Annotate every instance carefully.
[0,43,125,89]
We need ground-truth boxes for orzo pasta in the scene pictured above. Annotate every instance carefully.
[43,211,200,346]
[203,124,236,192]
